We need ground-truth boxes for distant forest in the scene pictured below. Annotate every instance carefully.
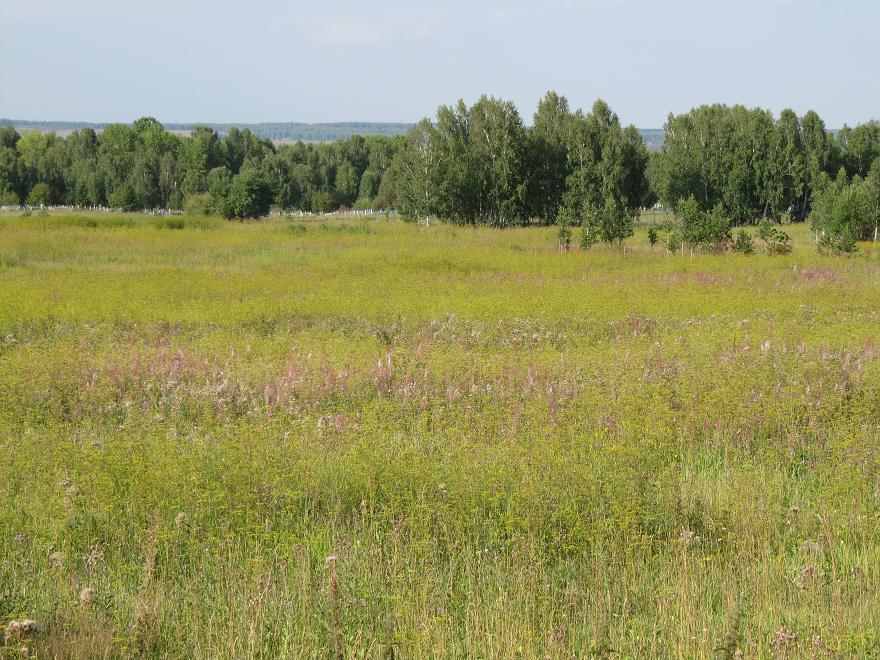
[1,92,878,252]
[0,118,666,151]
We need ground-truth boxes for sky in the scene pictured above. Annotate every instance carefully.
[0,0,876,128]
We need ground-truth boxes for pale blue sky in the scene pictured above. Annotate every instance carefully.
[0,0,875,128]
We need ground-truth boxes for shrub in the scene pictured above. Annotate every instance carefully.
[731,229,755,255]
[0,189,20,206]
[153,217,186,230]
[557,218,572,251]
[353,197,375,211]
[26,182,53,206]
[226,168,273,219]
[184,193,212,216]
[108,184,139,212]
[817,229,857,255]
[810,168,877,245]
[310,191,336,214]
[647,226,658,247]
[756,219,775,244]
[767,231,792,255]
[757,219,793,255]
[579,224,598,250]
[676,197,730,252]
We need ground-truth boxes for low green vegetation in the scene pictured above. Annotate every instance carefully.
[1,213,878,657]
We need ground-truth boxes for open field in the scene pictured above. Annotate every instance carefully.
[1,214,879,657]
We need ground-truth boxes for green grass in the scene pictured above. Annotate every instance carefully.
[1,213,879,657]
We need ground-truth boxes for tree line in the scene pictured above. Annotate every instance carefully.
[393,93,650,248]
[0,118,403,218]
[1,93,878,249]
[652,104,880,251]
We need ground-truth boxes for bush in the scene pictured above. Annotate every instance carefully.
[155,215,222,230]
[579,224,598,250]
[353,197,375,211]
[647,226,658,247]
[108,184,139,212]
[691,203,731,252]
[767,231,792,255]
[557,218,572,251]
[226,168,273,219]
[757,219,792,255]
[676,197,730,252]
[731,229,755,255]
[810,169,877,244]
[26,183,54,206]
[817,229,857,255]
[153,217,186,230]
[184,193,212,216]
[310,191,336,214]
[0,190,20,206]
[756,219,774,244]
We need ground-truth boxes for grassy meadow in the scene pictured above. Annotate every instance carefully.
[1,213,879,657]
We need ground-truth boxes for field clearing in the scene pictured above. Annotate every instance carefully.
[1,214,879,657]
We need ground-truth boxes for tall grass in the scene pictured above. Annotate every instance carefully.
[1,213,878,657]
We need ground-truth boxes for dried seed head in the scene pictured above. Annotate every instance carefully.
[84,546,104,569]
[79,587,97,606]
[771,627,797,650]
[800,539,821,554]
[797,564,822,588]
[4,621,21,644]
[678,530,698,546]
[4,619,38,644]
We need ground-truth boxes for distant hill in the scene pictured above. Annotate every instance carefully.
[637,128,664,152]
[0,119,668,150]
